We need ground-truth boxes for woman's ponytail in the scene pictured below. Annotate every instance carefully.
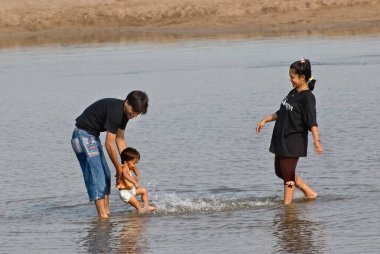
[307,76,316,91]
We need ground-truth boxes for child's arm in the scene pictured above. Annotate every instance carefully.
[256,113,278,134]
[311,126,323,155]
[131,166,141,183]
[121,165,140,188]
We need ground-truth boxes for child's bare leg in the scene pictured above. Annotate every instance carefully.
[283,181,296,205]
[295,176,317,199]
[95,198,109,218]
[135,187,156,211]
[128,196,144,213]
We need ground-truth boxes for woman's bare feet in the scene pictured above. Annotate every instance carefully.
[295,176,317,199]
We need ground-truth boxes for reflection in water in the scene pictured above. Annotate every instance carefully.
[118,215,148,254]
[80,215,149,253]
[81,219,115,254]
[272,204,326,253]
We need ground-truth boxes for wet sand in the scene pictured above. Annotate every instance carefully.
[1,0,380,48]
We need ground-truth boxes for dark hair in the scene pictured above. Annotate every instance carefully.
[125,90,149,114]
[120,147,140,163]
[290,58,316,91]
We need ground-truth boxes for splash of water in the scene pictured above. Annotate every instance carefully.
[153,193,279,215]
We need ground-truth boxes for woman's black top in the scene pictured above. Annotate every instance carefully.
[269,89,318,157]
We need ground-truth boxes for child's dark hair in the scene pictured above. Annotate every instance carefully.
[290,58,317,91]
[125,90,149,114]
[120,147,140,163]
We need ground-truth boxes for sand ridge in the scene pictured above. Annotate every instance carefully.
[0,0,379,47]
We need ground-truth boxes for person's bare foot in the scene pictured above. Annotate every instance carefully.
[295,176,317,199]
[137,205,156,214]
[305,192,318,199]
[147,205,156,212]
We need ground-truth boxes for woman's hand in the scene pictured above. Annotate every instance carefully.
[314,140,324,155]
[256,113,277,134]
[256,120,266,134]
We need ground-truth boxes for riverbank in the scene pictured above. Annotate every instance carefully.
[1,0,380,48]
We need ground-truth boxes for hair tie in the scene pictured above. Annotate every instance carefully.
[307,75,314,84]
[300,57,306,64]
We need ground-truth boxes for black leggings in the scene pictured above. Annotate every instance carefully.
[274,155,299,184]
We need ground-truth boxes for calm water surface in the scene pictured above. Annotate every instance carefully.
[1,36,380,253]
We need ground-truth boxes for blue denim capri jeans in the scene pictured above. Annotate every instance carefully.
[71,127,111,201]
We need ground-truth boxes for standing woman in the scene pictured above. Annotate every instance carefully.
[256,58,323,205]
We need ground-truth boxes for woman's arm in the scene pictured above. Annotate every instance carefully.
[256,113,278,134]
[311,126,323,155]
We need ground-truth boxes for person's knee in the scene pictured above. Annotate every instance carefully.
[139,187,147,194]
[285,181,295,188]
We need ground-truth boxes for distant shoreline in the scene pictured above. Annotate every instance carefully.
[1,0,380,48]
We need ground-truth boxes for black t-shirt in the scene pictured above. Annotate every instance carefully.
[269,89,318,157]
[75,98,128,137]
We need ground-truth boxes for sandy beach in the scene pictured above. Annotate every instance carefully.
[1,0,380,47]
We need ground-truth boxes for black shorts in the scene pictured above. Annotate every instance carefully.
[274,155,299,184]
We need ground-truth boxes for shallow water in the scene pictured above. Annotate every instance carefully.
[1,36,380,253]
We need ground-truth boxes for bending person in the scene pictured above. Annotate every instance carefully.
[71,90,148,218]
